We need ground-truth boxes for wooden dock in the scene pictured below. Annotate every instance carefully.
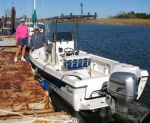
[0,36,76,123]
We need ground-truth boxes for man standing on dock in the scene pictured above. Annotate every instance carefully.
[30,26,48,61]
[14,18,29,62]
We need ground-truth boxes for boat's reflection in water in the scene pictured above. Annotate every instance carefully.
[50,92,149,123]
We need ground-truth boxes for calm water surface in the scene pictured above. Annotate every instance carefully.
[16,23,150,123]
[77,24,150,106]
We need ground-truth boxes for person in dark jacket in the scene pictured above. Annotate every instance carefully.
[30,26,48,61]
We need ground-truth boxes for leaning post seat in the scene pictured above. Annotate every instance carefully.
[63,55,91,69]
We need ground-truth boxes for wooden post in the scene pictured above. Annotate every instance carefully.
[44,90,53,109]
[87,12,90,19]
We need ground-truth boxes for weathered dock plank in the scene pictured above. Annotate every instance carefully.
[0,49,45,108]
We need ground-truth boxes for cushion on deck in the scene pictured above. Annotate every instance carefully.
[63,55,91,69]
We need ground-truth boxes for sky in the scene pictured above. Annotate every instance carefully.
[0,0,150,19]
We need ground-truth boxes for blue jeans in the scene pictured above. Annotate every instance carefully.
[18,38,28,46]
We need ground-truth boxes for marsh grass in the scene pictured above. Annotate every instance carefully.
[79,18,150,26]
[15,18,150,26]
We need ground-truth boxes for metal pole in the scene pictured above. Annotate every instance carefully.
[42,0,46,19]
[4,3,5,17]
[29,0,31,22]
[20,8,21,17]
[55,19,57,65]
[76,18,78,51]
[90,64,92,77]
[33,0,36,27]
[51,20,54,63]
[34,0,36,10]
[80,3,83,16]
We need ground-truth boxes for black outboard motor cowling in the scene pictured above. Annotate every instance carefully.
[107,72,138,113]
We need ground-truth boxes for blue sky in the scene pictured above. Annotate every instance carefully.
[0,0,150,18]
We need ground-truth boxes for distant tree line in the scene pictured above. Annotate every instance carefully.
[112,11,150,19]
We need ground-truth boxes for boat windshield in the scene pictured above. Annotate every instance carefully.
[54,32,72,41]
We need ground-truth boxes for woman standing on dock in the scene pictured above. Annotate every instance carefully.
[14,18,29,62]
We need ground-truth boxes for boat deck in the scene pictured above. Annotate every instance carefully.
[0,37,73,122]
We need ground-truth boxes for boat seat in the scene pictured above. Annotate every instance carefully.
[63,55,91,69]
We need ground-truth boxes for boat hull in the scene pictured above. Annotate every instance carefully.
[30,60,108,111]
[29,47,148,112]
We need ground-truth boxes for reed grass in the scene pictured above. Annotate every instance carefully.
[15,18,150,26]
[79,18,150,26]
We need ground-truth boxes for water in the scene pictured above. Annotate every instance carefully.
[77,24,150,107]
[15,22,150,122]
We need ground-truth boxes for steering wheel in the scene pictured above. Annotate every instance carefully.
[64,48,74,56]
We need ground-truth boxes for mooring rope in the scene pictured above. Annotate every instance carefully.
[0,95,79,123]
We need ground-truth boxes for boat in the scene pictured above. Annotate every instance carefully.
[29,14,149,113]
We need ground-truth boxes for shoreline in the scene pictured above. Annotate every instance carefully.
[15,18,150,26]
[79,18,150,26]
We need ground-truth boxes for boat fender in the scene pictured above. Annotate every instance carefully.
[40,80,52,93]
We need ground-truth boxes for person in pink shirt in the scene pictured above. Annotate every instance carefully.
[14,18,29,62]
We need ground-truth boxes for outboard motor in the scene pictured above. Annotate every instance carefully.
[107,72,138,113]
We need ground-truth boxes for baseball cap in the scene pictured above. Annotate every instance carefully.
[20,18,25,22]
[34,26,39,30]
